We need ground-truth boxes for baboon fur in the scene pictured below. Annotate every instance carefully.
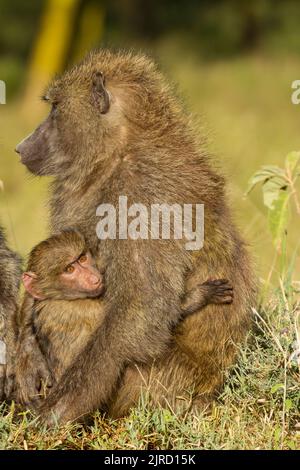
[16,50,256,423]
[17,231,107,393]
[0,226,21,400]
[15,230,233,407]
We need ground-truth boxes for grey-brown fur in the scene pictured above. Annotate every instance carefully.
[0,226,21,400]
[15,231,233,406]
[15,50,256,423]
[14,293,55,406]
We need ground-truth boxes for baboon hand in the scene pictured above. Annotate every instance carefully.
[202,278,234,304]
[38,396,78,427]
[15,346,54,408]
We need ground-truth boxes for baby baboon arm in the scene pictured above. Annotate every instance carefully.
[181,279,234,317]
[14,295,54,406]
[38,294,182,424]
[15,324,54,406]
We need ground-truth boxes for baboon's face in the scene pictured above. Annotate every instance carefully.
[15,71,111,176]
[15,50,163,176]
[15,108,62,176]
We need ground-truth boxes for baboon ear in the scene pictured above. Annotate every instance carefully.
[22,272,45,300]
[92,71,110,114]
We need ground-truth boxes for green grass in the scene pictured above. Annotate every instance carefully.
[0,49,299,449]
[0,287,299,450]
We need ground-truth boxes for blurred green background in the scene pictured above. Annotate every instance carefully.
[0,0,299,281]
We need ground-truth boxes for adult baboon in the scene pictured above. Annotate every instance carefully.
[0,226,21,400]
[16,50,255,423]
[15,229,233,405]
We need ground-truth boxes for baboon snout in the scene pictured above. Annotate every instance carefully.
[91,274,102,285]
[15,137,31,156]
[15,119,55,175]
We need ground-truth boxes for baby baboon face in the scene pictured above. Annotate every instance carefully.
[22,230,105,301]
[56,251,104,299]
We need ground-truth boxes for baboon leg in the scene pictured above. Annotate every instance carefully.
[110,314,241,419]
[109,347,206,418]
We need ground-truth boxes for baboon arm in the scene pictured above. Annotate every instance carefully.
[181,279,234,317]
[14,295,53,405]
[180,285,211,316]
[39,298,181,424]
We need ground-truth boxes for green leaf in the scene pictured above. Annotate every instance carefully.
[246,166,286,196]
[246,172,270,195]
[268,190,289,249]
[260,165,285,177]
[285,398,293,412]
[270,383,284,394]
[262,178,286,210]
[286,440,296,450]
[273,426,281,447]
[285,151,300,175]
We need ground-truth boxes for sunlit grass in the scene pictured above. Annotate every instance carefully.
[0,287,299,450]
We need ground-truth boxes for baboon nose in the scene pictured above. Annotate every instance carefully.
[15,139,27,155]
[92,276,101,285]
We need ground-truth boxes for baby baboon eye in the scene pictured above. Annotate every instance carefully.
[79,254,87,264]
[65,264,75,274]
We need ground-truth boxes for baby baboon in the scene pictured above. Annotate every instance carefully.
[15,229,233,405]
[16,50,255,423]
[0,226,21,400]
[14,230,104,405]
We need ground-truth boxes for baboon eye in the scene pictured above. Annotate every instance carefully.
[79,254,87,264]
[65,264,75,274]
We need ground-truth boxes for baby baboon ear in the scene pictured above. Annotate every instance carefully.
[22,272,45,300]
[92,71,110,114]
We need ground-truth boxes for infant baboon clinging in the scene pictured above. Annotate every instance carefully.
[14,230,105,404]
[16,50,255,423]
[15,229,233,405]
[0,226,21,400]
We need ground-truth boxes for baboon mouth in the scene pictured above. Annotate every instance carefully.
[90,282,105,297]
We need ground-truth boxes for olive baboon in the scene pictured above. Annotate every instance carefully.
[0,226,21,400]
[16,50,256,423]
[15,229,233,404]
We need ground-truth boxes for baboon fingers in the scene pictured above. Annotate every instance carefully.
[202,278,232,288]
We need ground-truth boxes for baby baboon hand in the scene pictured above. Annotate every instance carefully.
[202,278,234,304]
[181,277,234,317]
[15,343,54,408]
